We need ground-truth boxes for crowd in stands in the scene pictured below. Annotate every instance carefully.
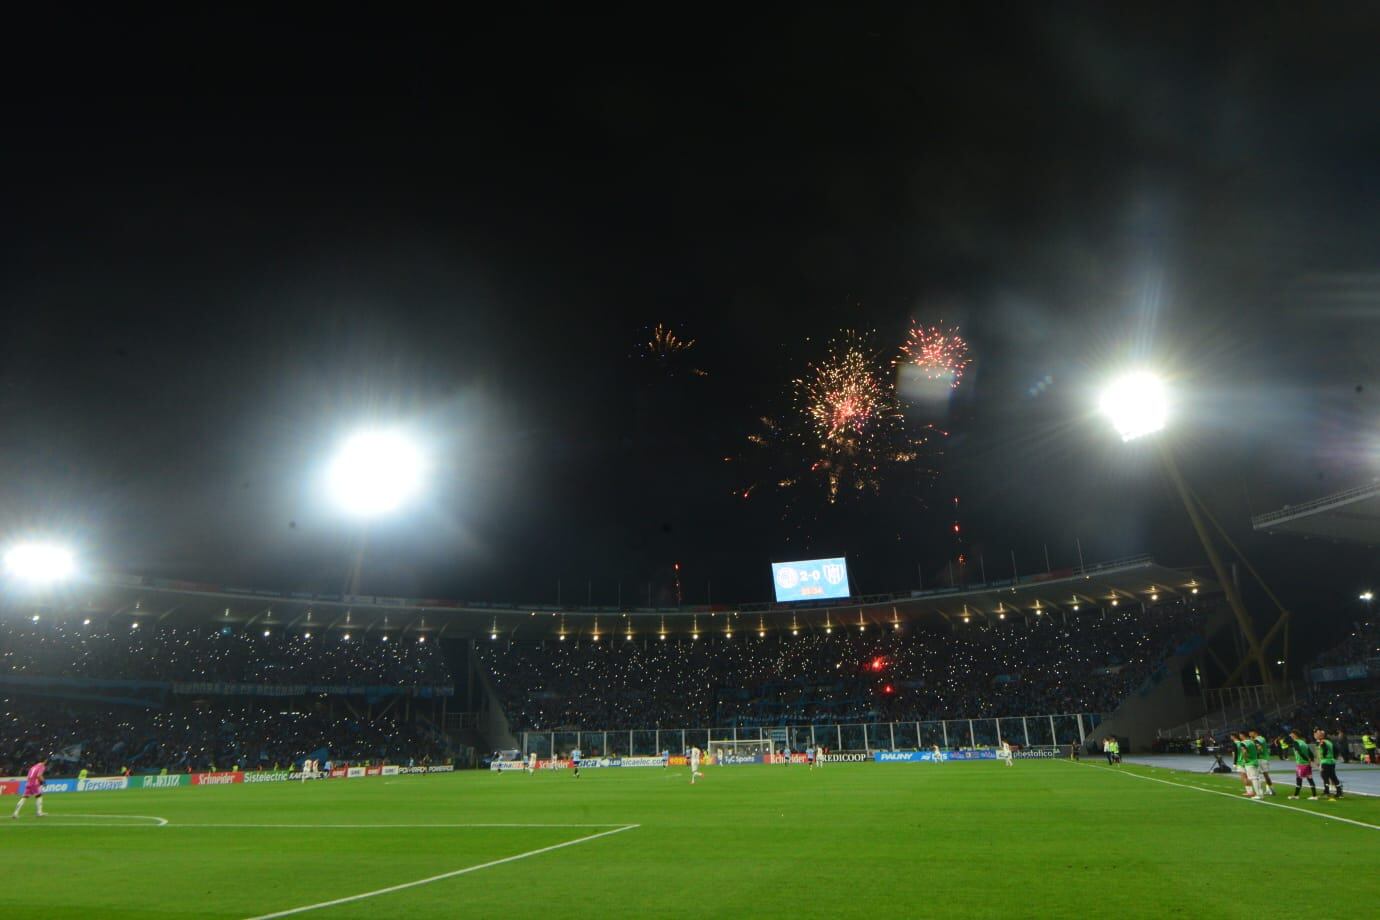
[1311,614,1380,668]
[0,700,449,777]
[1,618,455,776]
[478,603,1206,731]
[0,620,453,687]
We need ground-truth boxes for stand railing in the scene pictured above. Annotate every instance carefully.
[520,712,1102,757]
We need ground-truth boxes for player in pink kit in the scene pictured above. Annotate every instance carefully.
[12,757,50,818]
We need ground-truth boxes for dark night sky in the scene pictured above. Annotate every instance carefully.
[2,6,1378,646]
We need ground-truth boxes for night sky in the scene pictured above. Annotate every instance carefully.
[2,7,1377,646]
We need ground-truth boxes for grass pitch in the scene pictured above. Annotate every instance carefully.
[2,760,1375,918]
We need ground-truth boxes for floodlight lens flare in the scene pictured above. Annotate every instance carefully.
[3,543,76,583]
[1098,371,1168,442]
[326,430,425,516]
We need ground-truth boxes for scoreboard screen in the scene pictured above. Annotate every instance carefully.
[771,557,851,602]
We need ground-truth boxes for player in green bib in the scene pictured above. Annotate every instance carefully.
[1313,730,1343,799]
[1237,733,1264,799]
[1285,730,1317,799]
[1228,733,1251,796]
[1248,731,1275,796]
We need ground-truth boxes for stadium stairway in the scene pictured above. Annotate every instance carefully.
[438,638,519,754]
[1088,603,1235,752]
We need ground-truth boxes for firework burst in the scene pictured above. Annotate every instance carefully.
[736,331,935,504]
[636,322,706,376]
[898,321,970,389]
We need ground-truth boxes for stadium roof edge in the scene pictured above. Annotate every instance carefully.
[2,556,1216,637]
[1251,480,1380,546]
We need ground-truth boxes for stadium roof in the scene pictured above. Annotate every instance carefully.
[1251,480,1380,546]
[1,556,1214,639]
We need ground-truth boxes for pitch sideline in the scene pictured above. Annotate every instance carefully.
[1071,760,1380,832]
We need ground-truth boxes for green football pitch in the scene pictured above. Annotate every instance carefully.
[2,760,1375,918]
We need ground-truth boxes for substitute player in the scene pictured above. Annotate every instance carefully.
[1248,730,1275,796]
[1228,733,1252,795]
[1238,732,1265,799]
[1285,731,1318,800]
[12,756,49,818]
[1314,730,1343,799]
[689,746,704,784]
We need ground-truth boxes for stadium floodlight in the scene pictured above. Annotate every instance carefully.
[1098,370,1168,442]
[326,429,426,517]
[3,542,76,584]
[1361,591,1374,602]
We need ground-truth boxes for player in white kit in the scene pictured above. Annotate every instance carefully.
[932,744,944,763]
[999,740,1014,766]
[526,752,538,774]
[689,746,704,784]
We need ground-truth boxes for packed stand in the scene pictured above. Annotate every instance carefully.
[0,620,453,687]
[0,699,450,777]
[478,602,1206,731]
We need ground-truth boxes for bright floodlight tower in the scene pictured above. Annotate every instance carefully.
[327,429,426,518]
[1098,370,1281,690]
[326,429,427,596]
[3,542,77,584]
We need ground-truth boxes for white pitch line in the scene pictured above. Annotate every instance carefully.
[1075,762,1380,832]
[171,822,630,829]
[242,823,639,920]
[3,814,168,827]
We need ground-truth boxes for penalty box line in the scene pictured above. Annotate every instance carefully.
[1071,761,1380,832]
[242,823,640,920]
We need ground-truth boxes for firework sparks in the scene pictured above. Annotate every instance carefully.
[635,323,706,377]
[645,322,694,357]
[898,321,970,388]
[794,331,931,502]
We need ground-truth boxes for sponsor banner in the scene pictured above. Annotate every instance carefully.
[716,754,766,766]
[381,765,400,776]
[426,764,454,773]
[364,767,383,777]
[873,750,997,763]
[193,771,245,785]
[1311,664,1370,683]
[490,760,528,772]
[242,772,292,784]
[619,756,669,768]
[33,779,78,793]
[346,767,366,778]
[397,766,428,775]
[766,753,810,765]
[77,776,129,792]
[820,753,868,763]
[138,774,190,789]
[667,755,687,766]
[329,767,349,778]
[1013,748,1059,759]
[0,780,23,796]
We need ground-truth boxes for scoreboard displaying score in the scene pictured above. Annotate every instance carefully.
[771,557,851,602]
